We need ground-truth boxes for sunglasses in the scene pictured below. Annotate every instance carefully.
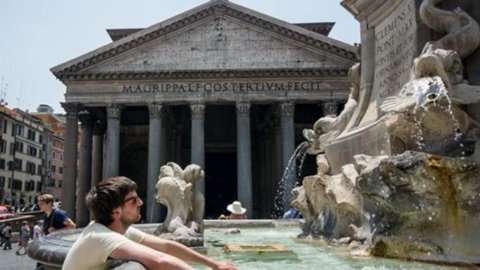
[124,195,140,205]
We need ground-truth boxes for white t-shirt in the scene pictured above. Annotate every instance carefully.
[62,222,145,270]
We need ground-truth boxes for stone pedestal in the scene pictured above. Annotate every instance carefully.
[328,0,422,173]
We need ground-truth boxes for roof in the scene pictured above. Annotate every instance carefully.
[51,0,357,80]
[106,22,335,42]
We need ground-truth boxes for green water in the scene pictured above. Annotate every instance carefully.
[193,227,464,270]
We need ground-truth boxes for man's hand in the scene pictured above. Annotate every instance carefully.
[213,262,238,270]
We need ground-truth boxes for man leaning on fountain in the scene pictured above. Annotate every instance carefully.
[62,176,238,270]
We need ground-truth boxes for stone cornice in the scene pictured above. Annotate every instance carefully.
[52,1,357,79]
[57,68,349,81]
[220,5,356,59]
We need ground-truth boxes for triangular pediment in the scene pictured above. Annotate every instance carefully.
[51,0,357,79]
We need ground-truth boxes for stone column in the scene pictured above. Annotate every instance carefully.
[279,102,295,211]
[91,120,105,187]
[190,103,205,194]
[236,101,252,218]
[60,102,81,221]
[322,101,339,115]
[147,103,163,223]
[105,104,122,178]
[76,111,92,227]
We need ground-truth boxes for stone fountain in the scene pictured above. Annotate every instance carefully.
[293,0,480,266]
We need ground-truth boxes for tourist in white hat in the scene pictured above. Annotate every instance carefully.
[225,201,247,220]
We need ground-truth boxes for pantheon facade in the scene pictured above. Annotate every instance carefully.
[52,0,356,225]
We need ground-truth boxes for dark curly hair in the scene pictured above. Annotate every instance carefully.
[86,176,137,225]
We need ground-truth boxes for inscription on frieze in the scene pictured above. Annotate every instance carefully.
[122,81,329,94]
[373,0,417,99]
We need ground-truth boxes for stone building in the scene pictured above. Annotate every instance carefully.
[0,106,49,208]
[33,104,66,199]
[51,0,357,223]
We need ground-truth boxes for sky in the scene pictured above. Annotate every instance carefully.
[0,0,360,114]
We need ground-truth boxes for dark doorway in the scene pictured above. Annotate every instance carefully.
[204,152,237,219]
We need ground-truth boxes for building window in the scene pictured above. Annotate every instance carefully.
[3,120,7,134]
[0,159,4,169]
[9,142,14,155]
[12,179,22,191]
[25,180,35,191]
[59,167,63,174]
[58,180,62,188]
[0,176,5,188]
[7,178,11,189]
[14,158,22,171]
[39,135,43,144]
[0,139,6,153]
[27,129,36,141]
[27,146,37,157]
[12,124,24,137]
[36,181,42,192]
[37,165,43,175]
[51,165,56,173]
[26,162,36,175]
[14,141,24,153]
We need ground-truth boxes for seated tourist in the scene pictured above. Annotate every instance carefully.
[62,176,238,270]
[225,201,247,220]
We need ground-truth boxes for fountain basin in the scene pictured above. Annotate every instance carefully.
[28,219,461,270]
[27,220,296,270]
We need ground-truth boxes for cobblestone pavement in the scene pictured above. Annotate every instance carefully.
[0,246,37,270]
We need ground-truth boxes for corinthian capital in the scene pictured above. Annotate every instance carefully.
[77,110,92,128]
[322,101,339,115]
[190,103,205,120]
[107,104,123,119]
[279,102,294,117]
[236,101,251,116]
[148,103,163,119]
[61,102,82,119]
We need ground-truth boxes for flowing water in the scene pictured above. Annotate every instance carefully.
[271,142,309,218]
[194,227,463,270]
[412,96,466,155]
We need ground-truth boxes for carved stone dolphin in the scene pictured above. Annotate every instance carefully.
[380,76,448,112]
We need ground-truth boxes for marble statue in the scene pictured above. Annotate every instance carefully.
[155,162,205,238]
[303,44,361,154]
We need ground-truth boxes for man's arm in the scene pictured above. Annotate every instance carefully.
[63,218,76,229]
[141,233,238,270]
[47,212,76,234]
[110,240,194,270]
